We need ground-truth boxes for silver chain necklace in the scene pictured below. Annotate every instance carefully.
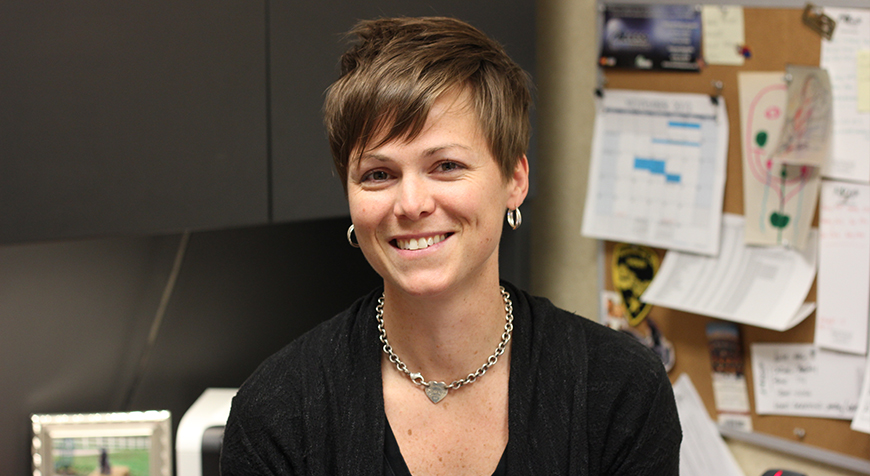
[376,286,514,404]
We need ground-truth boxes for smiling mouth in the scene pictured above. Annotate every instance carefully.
[394,233,450,251]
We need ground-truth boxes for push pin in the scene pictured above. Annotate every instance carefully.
[737,45,752,59]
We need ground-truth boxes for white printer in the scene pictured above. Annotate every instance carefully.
[176,388,237,476]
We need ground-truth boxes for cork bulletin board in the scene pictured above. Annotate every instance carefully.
[599,7,870,461]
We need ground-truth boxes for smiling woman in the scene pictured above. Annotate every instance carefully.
[221,16,682,476]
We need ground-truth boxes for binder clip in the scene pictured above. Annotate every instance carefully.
[802,3,836,40]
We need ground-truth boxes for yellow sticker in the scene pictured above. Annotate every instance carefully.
[612,243,660,327]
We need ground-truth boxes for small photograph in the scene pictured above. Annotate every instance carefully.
[51,435,150,476]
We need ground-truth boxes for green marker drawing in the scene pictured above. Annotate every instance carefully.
[758,130,771,232]
[771,164,791,244]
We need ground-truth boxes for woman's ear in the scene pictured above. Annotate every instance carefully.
[507,155,530,209]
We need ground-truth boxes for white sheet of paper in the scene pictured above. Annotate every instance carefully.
[641,214,817,332]
[820,7,870,183]
[752,343,866,419]
[673,373,745,476]
[852,358,870,434]
[702,5,745,66]
[581,89,729,256]
[816,180,870,355]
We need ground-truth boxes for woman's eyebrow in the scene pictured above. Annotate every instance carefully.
[360,143,472,161]
[360,153,390,161]
[421,143,472,156]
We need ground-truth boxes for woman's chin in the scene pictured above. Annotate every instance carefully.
[384,275,454,298]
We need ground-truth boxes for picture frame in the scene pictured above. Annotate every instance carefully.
[31,411,172,476]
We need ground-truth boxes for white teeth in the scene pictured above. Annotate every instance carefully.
[397,234,446,251]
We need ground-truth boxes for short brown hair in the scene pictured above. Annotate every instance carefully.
[323,16,532,191]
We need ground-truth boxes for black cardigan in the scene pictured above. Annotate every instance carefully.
[220,283,681,475]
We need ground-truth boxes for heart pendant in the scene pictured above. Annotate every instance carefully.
[424,382,448,404]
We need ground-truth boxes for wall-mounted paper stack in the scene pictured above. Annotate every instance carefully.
[641,214,817,332]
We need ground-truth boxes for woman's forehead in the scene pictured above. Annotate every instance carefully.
[356,88,481,154]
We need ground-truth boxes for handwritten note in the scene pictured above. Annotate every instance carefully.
[816,180,870,355]
[702,5,745,66]
[751,343,866,419]
[820,7,870,182]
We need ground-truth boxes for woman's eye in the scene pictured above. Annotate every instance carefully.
[437,161,462,172]
[362,170,390,182]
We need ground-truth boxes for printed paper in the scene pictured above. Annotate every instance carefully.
[820,7,870,182]
[673,374,746,476]
[641,214,817,332]
[599,4,702,71]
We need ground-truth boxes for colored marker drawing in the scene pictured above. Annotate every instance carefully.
[774,66,833,168]
[738,72,822,249]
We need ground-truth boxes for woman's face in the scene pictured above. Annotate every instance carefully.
[346,88,528,298]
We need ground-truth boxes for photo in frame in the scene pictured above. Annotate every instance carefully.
[31,411,171,476]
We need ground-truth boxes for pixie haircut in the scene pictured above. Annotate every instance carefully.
[324,16,532,191]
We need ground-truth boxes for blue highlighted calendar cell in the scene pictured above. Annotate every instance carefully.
[668,121,701,129]
[634,158,665,173]
[634,157,682,183]
[652,138,702,147]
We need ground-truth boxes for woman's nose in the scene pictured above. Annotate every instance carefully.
[394,176,435,220]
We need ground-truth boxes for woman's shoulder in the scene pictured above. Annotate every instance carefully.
[522,288,681,440]
[518,287,667,380]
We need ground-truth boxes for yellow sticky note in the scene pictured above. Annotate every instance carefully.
[858,50,870,113]
[702,5,745,66]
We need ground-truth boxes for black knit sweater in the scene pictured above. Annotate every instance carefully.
[220,282,681,475]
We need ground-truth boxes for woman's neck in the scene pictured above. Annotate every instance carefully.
[380,279,509,383]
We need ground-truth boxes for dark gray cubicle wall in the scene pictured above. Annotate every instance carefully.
[0,2,270,243]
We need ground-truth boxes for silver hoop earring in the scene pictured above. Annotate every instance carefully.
[506,207,522,230]
[347,224,360,248]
